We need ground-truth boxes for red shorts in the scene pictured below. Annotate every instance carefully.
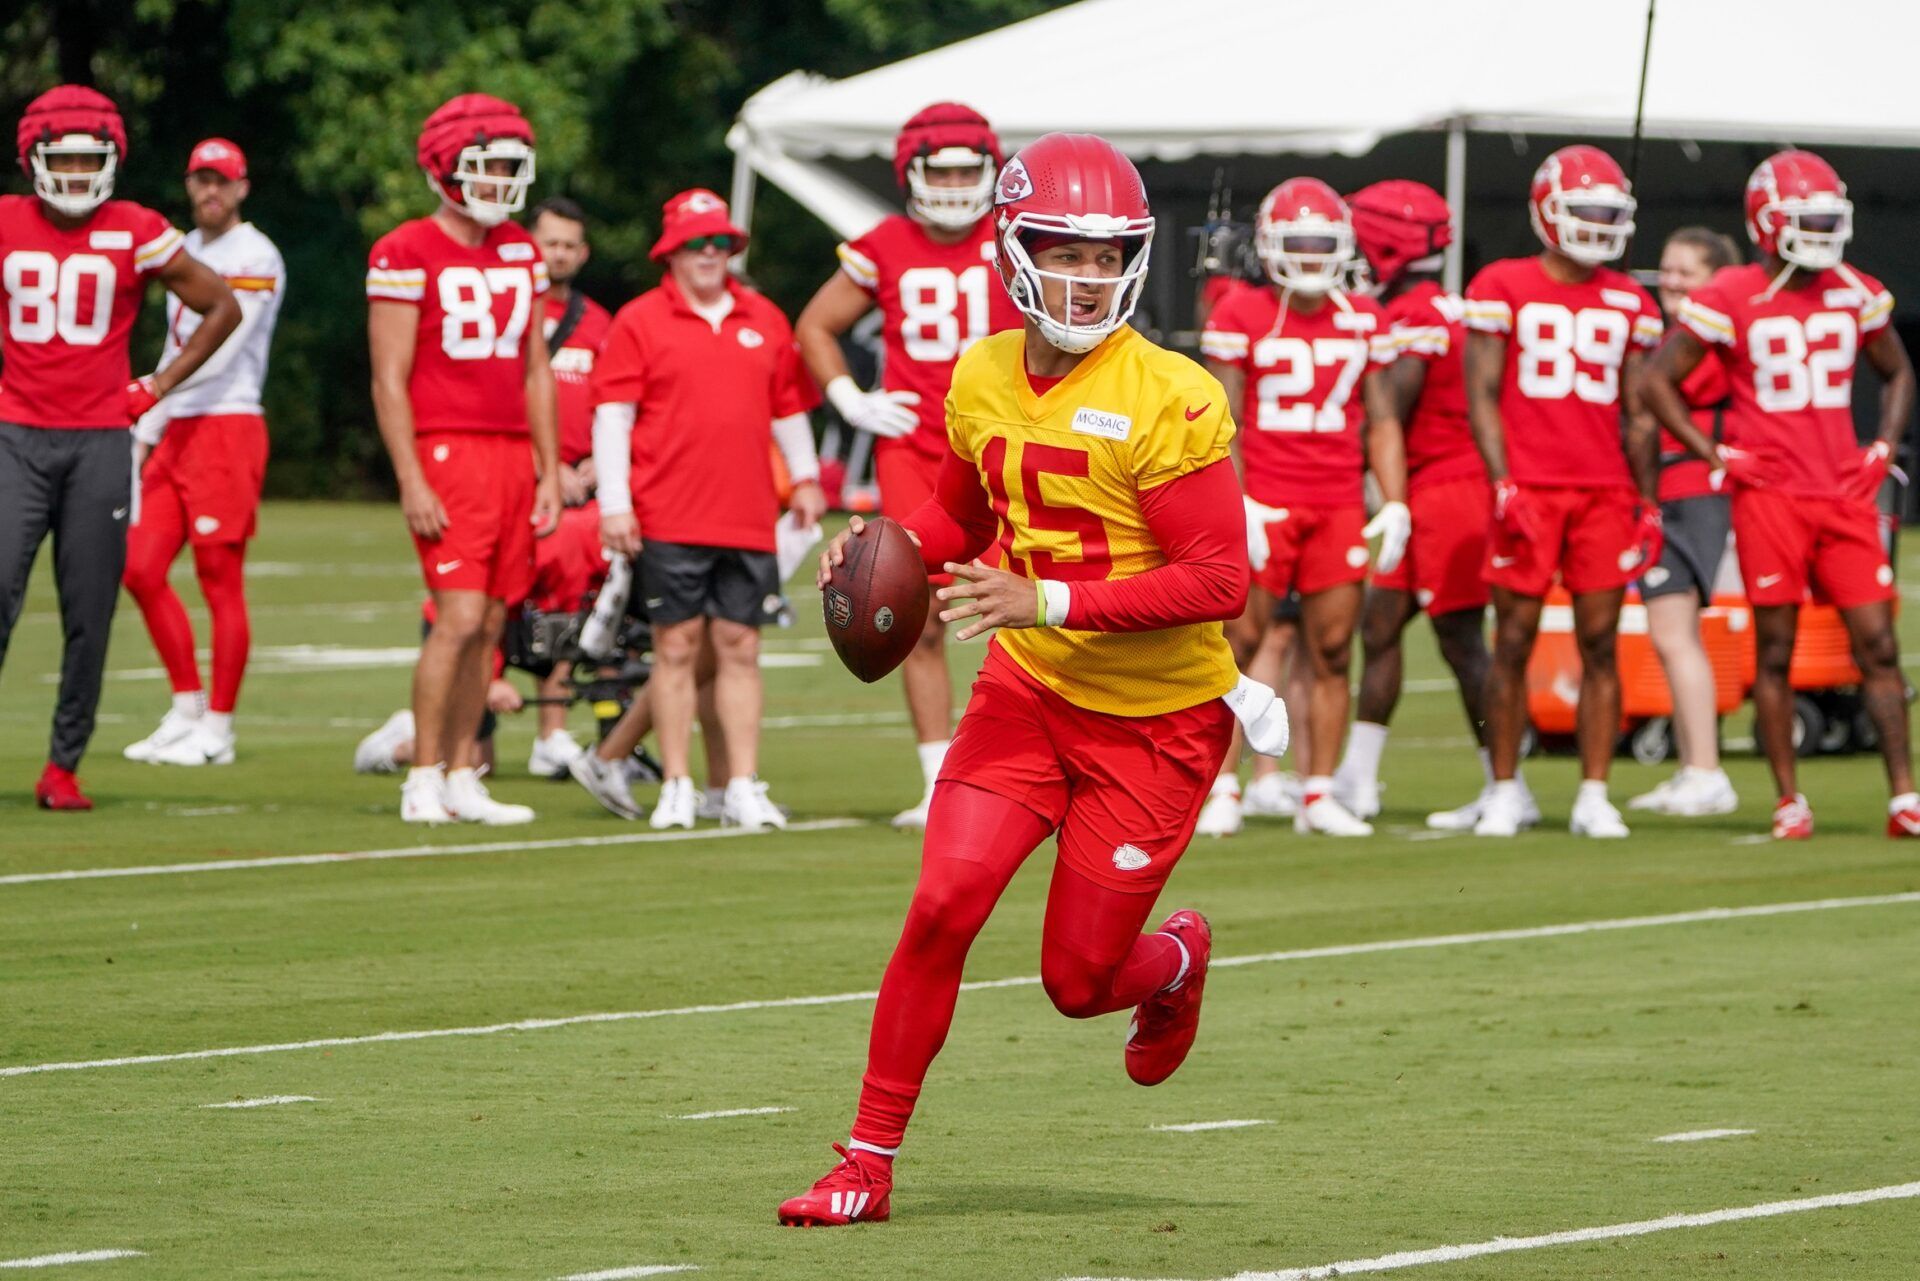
[941,644,1234,894]
[411,432,536,603]
[1732,488,1893,608]
[1253,502,1369,598]
[1486,484,1638,598]
[530,501,609,615]
[1371,475,1492,615]
[877,445,951,588]
[141,413,268,544]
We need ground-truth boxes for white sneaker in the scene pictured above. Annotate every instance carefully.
[1295,793,1374,837]
[355,710,415,775]
[1195,778,1243,837]
[697,785,726,822]
[148,720,236,766]
[1434,778,1542,831]
[651,776,697,830]
[570,752,641,820]
[1663,767,1739,817]
[400,767,451,824]
[722,776,788,832]
[892,789,934,830]
[528,730,586,780]
[1627,776,1679,813]
[1242,772,1299,819]
[1472,783,1531,837]
[125,708,200,762]
[1569,789,1630,838]
[1332,775,1381,820]
[444,767,535,826]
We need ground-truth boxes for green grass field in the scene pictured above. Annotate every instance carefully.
[4,502,1918,1281]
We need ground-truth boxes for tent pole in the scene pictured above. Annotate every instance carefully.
[1444,120,1467,294]
[728,141,760,271]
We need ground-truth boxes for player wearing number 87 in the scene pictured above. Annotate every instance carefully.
[0,85,239,810]
[366,93,561,825]
[1638,149,1920,840]
[1462,144,1664,839]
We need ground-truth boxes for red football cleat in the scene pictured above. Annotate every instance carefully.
[776,1144,892,1227]
[1888,794,1920,838]
[35,763,92,811]
[1772,794,1813,840]
[1126,910,1211,1086]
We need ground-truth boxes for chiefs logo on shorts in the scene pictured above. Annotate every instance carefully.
[1111,843,1151,872]
[996,157,1033,204]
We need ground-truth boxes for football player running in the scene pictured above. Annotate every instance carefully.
[1640,150,1918,839]
[782,133,1283,1226]
[1199,178,1403,837]
[796,103,1022,828]
[367,94,561,825]
[0,86,239,810]
[1463,145,1663,838]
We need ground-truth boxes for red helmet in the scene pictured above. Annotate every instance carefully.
[1746,150,1851,271]
[1255,177,1353,295]
[993,132,1153,354]
[17,85,125,217]
[1528,144,1635,265]
[894,102,1002,231]
[1348,179,1453,292]
[418,94,536,227]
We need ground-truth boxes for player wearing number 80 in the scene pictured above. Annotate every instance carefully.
[367,93,561,825]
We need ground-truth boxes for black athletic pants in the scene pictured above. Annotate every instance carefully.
[0,422,134,771]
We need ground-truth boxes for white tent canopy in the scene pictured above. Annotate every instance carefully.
[729,0,1920,285]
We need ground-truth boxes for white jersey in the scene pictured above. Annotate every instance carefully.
[152,220,285,421]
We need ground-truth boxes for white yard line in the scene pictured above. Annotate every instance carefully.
[0,818,864,888]
[554,1266,697,1280]
[1653,1127,1754,1143]
[1063,1179,1920,1281]
[199,1095,320,1110]
[86,644,821,682]
[1151,1119,1271,1133]
[4,891,1914,1080]
[671,1106,793,1120]
[0,1252,144,1271]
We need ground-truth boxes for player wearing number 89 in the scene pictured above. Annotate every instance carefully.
[0,85,239,810]
[1462,144,1663,839]
[796,103,1023,829]
[1639,149,1919,840]
[367,93,562,825]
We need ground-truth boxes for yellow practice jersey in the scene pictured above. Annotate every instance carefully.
[944,326,1241,716]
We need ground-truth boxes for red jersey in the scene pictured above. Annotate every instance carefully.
[591,277,817,553]
[1201,285,1391,506]
[0,195,184,429]
[1658,354,1731,502]
[1678,262,1893,498]
[365,216,549,435]
[1384,281,1482,492]
[836,214,1021,462]
[1463,256,1661,489]
[543,290,612,465]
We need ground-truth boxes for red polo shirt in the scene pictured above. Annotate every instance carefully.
[591,276,816,552]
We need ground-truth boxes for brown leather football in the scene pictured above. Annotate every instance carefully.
[823,517,930,683]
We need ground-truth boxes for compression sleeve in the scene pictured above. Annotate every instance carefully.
[1058,458,1249,632]
[901,448,998,571]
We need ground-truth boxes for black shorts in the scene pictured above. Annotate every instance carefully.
[1271,588,1303,624]
[640,540,781,628]
[1641,493,1731,605]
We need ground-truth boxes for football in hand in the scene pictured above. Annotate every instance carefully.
[823,516,930,683]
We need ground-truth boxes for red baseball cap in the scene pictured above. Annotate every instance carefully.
[649,188,747,262]
[186,137,246,180]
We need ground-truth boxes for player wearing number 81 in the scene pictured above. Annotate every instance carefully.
[1463,144,1664,839]
[367,93,562,825]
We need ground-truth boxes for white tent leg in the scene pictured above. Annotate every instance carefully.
[729,145,759,271]
[1444,121,1467,294]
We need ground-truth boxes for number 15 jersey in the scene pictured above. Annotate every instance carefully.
[837,214,1022,462]
[366,216,549,434]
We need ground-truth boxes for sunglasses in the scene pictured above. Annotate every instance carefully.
[683,234,736,253]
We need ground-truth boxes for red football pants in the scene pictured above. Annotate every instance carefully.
[851,780,1185,1151]
[123,515,250,713]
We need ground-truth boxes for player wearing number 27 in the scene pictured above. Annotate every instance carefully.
[1463,144,1664,839]
[367,94,562,826]
[1639,149,1919,841]
[782,133,1289,1227]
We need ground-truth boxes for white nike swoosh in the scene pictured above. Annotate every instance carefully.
[1491,555,1517,568]
[112,508,128,520]
[436,561,462,573]
[1757,573,1783,587]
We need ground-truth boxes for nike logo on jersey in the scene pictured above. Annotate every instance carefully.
[1491,555,1518,568]
[436,560,463,574]
[1184,403,1211,421]
[829,1190,873,1219]
[1757,573,1784,588]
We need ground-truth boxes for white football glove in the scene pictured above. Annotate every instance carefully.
[1222,674,1290,757]
[1363,500,1412,574]
[826,375,920,440]
[1244,496,1288,572]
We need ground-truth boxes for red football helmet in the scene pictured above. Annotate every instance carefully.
[894,103,1003,231]
[1255,178,1353,295]
[1349,179,1453,292]
[1529,145,1635,265]
[1746,150,1851,271]
[17,85,125,218]
[418,94,536,227]
[993,132,1153,354]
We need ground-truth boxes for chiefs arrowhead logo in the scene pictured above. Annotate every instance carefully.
[996,157,1033,205]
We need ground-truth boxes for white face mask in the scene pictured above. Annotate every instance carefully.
[1256,218,1354,295]
[1533,188,1636,265]
[450,138,536,226]
[907,150,995,230]
[31,135,117,217]
[999,216,1154,354]
[1767,195,1853,271]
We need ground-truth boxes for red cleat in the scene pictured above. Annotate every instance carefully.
[1888,794,1920,838]
[1126,910,1211,1086]
[777,1144,892,1227]
[35,763,92,811]
[1772,794,1813,840]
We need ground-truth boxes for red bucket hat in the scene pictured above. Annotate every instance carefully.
[649,188,747,262]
